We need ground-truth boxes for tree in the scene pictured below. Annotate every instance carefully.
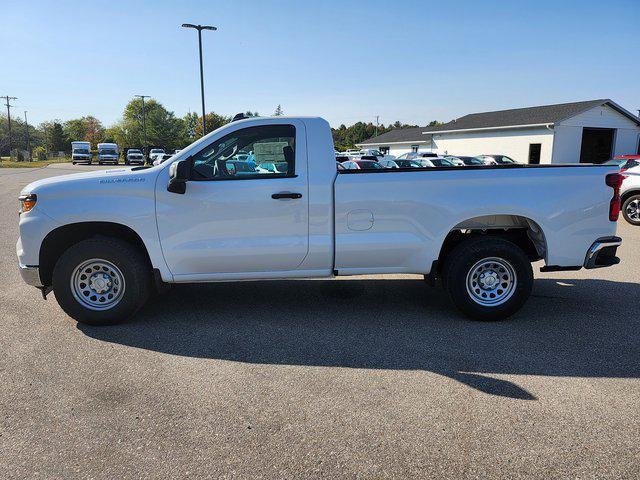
[0,115,42,155]
[62,118,88,143]
[39,121,67,153]
[273,105,283,116]
[194,112,230,137]
[84,116,105,148]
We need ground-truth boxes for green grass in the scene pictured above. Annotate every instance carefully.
[0,156,72,168]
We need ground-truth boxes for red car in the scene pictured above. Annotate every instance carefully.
[607,155,640,171]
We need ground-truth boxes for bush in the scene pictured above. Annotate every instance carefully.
[33,146,47,162]
[10,149,25,162]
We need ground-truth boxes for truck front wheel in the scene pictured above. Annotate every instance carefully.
[52,238,151,326]
[443,237,533,321]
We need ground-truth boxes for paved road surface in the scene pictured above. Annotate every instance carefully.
[1,164,638,478]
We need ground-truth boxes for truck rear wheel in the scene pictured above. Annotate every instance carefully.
[622,194,640,225]
[442,236,533,321]
[52,238,150,326]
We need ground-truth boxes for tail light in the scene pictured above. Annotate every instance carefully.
[605,173,625,221]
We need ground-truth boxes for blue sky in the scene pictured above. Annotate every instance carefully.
[3,0,639,127]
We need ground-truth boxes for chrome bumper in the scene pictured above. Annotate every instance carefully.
[584,236,622,269]
[19,265,43,287]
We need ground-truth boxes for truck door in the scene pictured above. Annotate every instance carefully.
[155,121,309,278]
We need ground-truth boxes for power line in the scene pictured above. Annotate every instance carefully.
[2,95,18,155]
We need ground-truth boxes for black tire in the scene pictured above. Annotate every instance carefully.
[443,236,533,321]
[622,194,640,226]
[52,238,151,326]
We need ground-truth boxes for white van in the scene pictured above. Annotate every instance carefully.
[97,143,119,165]
[71,141,92,165]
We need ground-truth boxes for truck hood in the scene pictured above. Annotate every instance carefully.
[21,168,154,196]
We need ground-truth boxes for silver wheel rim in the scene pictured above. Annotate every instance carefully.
[466,257,517,307]
[626,199,640,221]
[70,259,125,311]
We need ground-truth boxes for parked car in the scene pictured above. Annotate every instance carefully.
[379,159,423,169]
[360,148,396,162]
[71,141,92,165]
[396,152,439,160]
[152,154,175,166]
[620,159,640,225]
[476,155,518,165]
[96,143,119,165]
[341,159,384,170]
[610,155,640,171]
[17,116,623,326]
[427,157,456,167]
[125,149,145,165]
[445,156,486,166]
[148,148,166,165]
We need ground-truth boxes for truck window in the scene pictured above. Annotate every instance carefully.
[191,125,296,180]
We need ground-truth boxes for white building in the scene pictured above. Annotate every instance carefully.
[357,99,640,164]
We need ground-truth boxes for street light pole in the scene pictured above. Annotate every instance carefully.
[24,111,31,161]
[134,95,150,161]
[182,23,217,137]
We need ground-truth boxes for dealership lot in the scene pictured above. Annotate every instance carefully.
[1,164,639,478]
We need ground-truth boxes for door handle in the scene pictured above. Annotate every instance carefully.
[271,192,302,199]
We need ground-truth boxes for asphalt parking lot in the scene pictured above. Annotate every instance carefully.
[1,163,639,478]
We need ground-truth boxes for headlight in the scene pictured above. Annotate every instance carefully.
[19,194,37,214]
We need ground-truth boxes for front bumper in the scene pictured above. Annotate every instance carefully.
[583,236,622,269]
[19,264,43,287]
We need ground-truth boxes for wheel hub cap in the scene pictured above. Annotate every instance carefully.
[70,259,125,311]
[627,199,639,221]
[466,257,517,307]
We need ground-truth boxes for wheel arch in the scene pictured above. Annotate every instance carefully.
[621,189,640,205]
[434,214,547,275]
[39,221,153,287]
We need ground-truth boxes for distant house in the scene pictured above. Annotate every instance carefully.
[357,99,640,164]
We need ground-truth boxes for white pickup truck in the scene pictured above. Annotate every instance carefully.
[17,117,623,326]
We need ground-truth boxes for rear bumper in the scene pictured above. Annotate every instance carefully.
[19,264,42,287]
[583,236,622,269]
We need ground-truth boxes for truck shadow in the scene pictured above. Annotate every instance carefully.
[78,277,640,400]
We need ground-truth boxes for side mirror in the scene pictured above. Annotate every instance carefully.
[167,157,192,194]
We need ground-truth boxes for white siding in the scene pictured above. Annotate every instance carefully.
[554,104,640,161]
[551,126,583,163]
[429,127,554,164]
[360,103,640,163]
[558,104,639,129]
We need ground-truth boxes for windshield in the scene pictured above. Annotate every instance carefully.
[99,149,117,155]
[128,150,141,154]
[493,155,516,164]
[396,160,422,168]
[73,149,90,154]
[356,161,383,169]
[150,149,164,154]
[430,158,454,167]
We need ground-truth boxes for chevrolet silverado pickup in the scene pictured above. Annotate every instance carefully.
[17,116,623,325]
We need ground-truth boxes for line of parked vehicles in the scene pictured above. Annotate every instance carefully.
[70,141,182,166]
[335,148,519,171]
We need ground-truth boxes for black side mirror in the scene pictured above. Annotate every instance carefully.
[167,157,192,194]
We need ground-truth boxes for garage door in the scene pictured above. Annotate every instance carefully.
[579,128,615,164]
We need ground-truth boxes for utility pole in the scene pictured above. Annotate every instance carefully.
[24,111,31,161]
[134,95,150,161]
[375,115,379,137]
[2,95,18,156]
[182,23,217,136]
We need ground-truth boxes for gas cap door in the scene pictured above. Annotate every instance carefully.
[347,209,374,231]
